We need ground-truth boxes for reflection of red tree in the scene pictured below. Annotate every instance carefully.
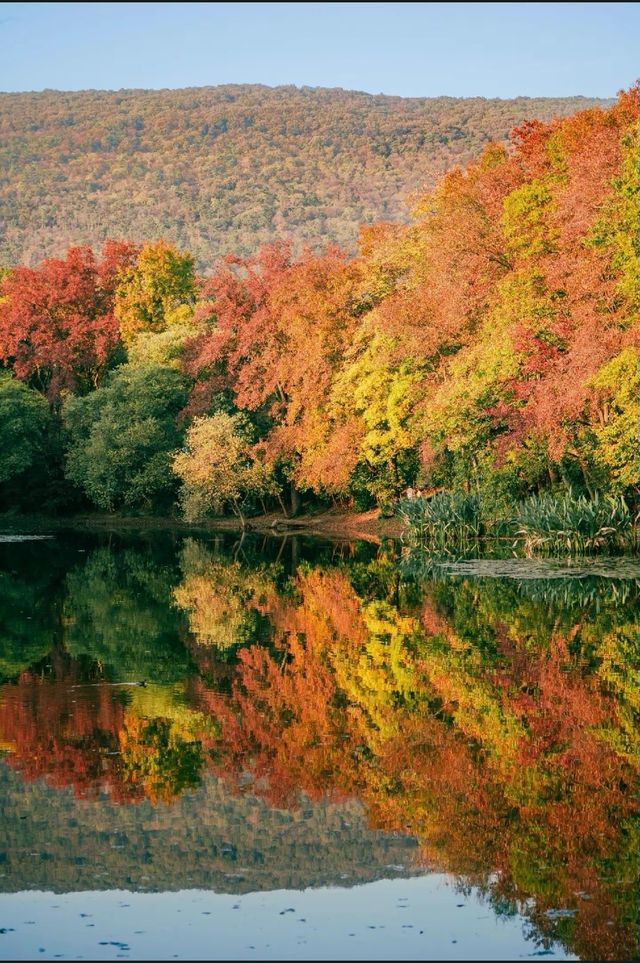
[0,672,143,803]
[493,630,637,961]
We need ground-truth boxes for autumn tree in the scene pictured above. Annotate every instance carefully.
[172,412,276,523]
[115,240,197,347]
[0,242,137,405]
[187,243,364,507]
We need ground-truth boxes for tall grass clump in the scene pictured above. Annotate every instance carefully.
[396,490,481,551]
[513,491,636,556]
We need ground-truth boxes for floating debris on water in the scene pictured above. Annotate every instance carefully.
[544,908,577,920]
[0,534,54,542]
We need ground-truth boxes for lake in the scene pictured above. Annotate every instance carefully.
[0,529,637,960]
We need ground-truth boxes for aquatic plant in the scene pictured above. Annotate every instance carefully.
[513,491,636,556]
[395,490,481,550]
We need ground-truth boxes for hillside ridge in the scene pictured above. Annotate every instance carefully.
[0,84,612,267]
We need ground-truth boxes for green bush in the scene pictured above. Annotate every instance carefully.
[63,364,189,513]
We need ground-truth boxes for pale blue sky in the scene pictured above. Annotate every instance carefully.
[0,2,637,97]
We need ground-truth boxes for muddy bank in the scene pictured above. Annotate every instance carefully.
[245,508,405,541]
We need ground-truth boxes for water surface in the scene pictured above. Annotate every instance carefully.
[0,530,637,960]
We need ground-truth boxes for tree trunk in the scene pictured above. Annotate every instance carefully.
[567,449,595,499]
[232,499,246,529]
[276,491,289,518]
[290,480,301,517]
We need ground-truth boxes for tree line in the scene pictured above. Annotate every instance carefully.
[0,87,637,522]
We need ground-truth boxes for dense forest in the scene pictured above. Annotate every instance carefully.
[0,87,637,546]
[0,85,610,267]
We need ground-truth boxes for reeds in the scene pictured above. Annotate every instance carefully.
[398,488,638,557]
[395,490,481,551]
[513,491,635,556]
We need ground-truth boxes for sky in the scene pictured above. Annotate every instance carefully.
[0,1,637,98]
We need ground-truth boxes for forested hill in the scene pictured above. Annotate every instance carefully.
[0,85,611,267]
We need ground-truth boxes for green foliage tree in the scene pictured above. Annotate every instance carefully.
[0,373,51,485]
[126,324,196,369]
[63,364,189,512]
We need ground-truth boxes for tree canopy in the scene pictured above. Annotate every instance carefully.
[64,363,189,511]
[0,88,636,521]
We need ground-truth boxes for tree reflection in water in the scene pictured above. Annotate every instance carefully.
[0,531,637,959]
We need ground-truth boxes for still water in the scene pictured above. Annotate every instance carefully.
[0,529,637,960]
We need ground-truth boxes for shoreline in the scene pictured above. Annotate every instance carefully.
[0,509,406,544]
[2,512,637,558]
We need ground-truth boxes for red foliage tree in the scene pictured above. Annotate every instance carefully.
[0,241,138,404]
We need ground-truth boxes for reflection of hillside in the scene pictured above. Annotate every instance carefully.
[0,764,419,894]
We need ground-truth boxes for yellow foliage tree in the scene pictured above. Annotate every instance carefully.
[115,240,196,347]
